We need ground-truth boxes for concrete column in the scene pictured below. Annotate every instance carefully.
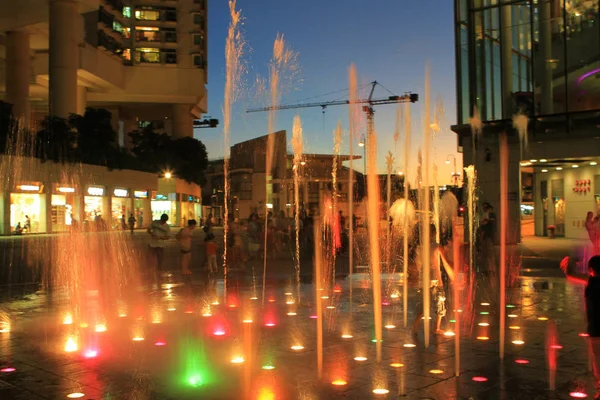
[171,104,193,138]
[76,86,87,116]
[501,4,513,118]
[6,31,31,124]
[0,192,11,235]
[49,0,80,118]
[540,0,553,114]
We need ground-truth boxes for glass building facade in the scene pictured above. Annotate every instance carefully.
[455,0,600,127]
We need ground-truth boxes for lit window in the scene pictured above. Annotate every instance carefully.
[122,27,130,39]
[136,48,160,63]
[112,21,123,33]
[135,9,160,21]
[123,6,131,18]
[122,48,131,61]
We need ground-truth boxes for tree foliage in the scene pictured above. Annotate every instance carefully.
[0,103,208,185]
[129,129,208,186]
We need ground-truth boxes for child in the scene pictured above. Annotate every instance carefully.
[176,219,197,276]
[205,233,218,275]
[585,255,600,400]
[412,224,455,336]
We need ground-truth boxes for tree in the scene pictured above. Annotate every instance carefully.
[0,101,14,153]
[69,108,119,166]
[129,129,208,186]
[35,116,76,163]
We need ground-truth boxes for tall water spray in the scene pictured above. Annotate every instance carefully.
[421,63,432,348]
[263,34,298,304]
[366,120,383,360]
[402,101,411,327]
[512,113,529,159]
[332,122,342,285]
[347,64,359,315]
[385,151,394,275]
[469,106,482,164]
[223,0,244,299]
[292,115,303,302]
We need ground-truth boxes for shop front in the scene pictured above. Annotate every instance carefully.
[180,194,201,225]
[534,161,600,239]
[51,185,76,232]
[134,190,149,228]
[151,193,177,225]
[111,188,131,229]
[84,185,107,226]
[10,183,46,233]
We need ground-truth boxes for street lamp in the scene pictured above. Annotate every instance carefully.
[446,154,459,186]
[358,134,367,190]
[164,172,172,179]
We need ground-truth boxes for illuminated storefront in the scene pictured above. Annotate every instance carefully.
[134,190,148,228]
[51,186,76,232]
[10,183,45,233]
[151,193,177,225]
[181,194,201,224]
[84,186,106,221]
[111,188,131,229]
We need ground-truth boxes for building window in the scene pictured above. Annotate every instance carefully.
[165,31,177,43]
[165,9,177,22]
[136,27,160,42]
[193,14,204,28]
[136,48,160,63]
[112,21,123,33]
[165,52,177,64]
[193,34,204,46]
[135,9,160,21]
[123,6,131,18]
[122,48,131,61]
[193,55,204,67]
[122,27,130,39]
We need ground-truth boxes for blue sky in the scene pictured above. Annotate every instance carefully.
[195,0,462,184]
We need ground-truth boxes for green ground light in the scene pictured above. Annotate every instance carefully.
[178,336,215,389]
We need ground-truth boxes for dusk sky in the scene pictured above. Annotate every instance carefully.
[196,0,461,185]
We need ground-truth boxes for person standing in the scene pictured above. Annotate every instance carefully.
[177,219,197,276]
[147,214,171,286]
[128,214,136,234]
[585,255,600,400]
[412,225,455,336]
[24,215,31,233]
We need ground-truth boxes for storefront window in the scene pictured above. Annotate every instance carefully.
[151,200,176,225]
[10,193,43,233]
[51,194,74,232]
[84,196,104,221]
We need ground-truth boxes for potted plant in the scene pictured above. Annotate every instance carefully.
[547,225,556,239]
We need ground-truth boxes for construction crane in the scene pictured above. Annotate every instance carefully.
[246,81,418,138]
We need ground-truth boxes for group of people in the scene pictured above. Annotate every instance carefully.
[13,215,31,235]
[146,214,219,286]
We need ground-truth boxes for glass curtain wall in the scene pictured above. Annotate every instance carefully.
[455,0,600,124]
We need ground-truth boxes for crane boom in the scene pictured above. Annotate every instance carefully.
[246,81,418,113]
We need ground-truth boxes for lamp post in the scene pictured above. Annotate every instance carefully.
[446,154,459,186]
[358,134,367,191]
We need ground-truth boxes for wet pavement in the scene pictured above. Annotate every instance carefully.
[0,271,596,400]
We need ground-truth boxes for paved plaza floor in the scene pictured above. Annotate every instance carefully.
[0,269,596,400]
